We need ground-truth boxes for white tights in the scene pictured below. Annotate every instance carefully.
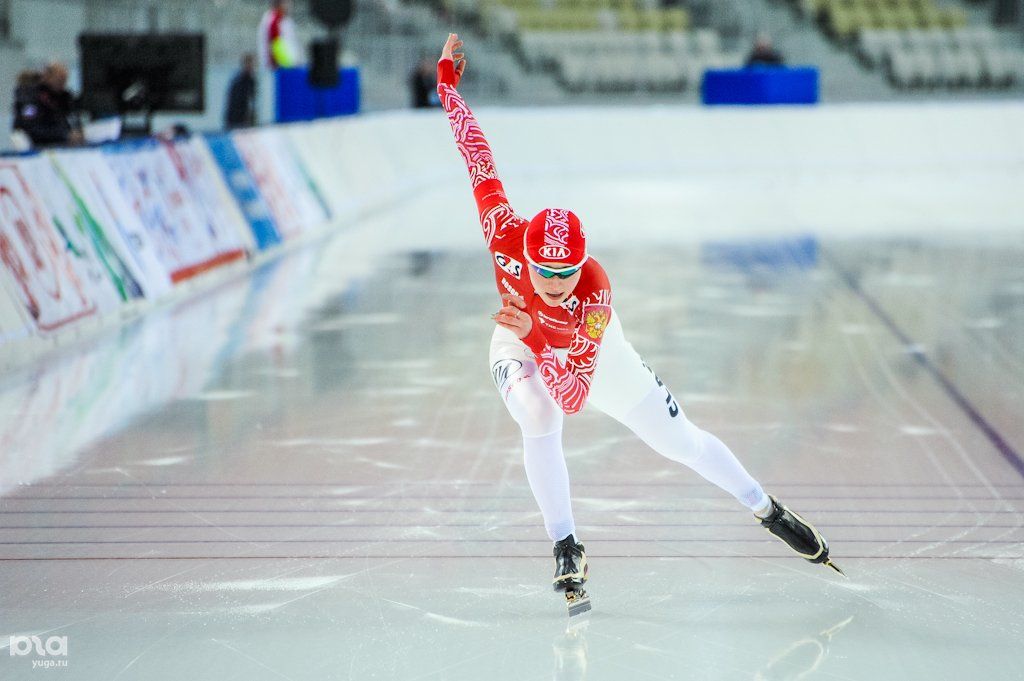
[490,313,768,541]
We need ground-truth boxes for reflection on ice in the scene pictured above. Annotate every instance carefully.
[0,240,355,495]
[553,620,589,681]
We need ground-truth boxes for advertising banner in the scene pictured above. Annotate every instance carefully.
[232,128,330,239]
[205,133,282,251]
[168,137,256,254]
[0,271,32,347]
[51,150,172,299]
[19,155,142,310]
[267,129,332,225]
[103,140,246,283]
[0,162,98,332]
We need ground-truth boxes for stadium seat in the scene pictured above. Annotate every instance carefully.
[635,31,661,53]
[887,49,917,87]
[954,49,984,87]
[693,28,721,56]
[666,31,692,58]
[912,48,939,87]
[939,7,968,29]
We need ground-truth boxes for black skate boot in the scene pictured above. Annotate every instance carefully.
[759,495,845,576]
[553,535,591,617]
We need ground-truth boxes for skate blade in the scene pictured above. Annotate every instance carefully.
[565,589,591,618]
[824,560,847,577]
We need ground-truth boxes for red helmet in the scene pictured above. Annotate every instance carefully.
[524,208,588,270]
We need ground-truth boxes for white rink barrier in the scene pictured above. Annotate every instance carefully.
[2,102,1023,370]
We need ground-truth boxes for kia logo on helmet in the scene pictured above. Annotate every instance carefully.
[539,246,570,259]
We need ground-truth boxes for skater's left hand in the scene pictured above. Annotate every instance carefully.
[493,292,531,339]
[439,33,467,88]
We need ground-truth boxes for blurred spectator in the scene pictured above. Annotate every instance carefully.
[12,69,41,123]
[13,61,83,148]
[258,0,300,69]
[410,56,440,108]
[225,53,258,129]
[745,34,785,68]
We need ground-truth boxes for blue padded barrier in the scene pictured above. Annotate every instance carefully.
[275,67,361,122]
[702,67,819,105]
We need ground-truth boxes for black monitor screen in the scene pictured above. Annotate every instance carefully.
[78,33,205,116]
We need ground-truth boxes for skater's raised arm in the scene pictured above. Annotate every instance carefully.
[437,33,523,247]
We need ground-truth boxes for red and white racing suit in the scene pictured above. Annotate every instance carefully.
[438,58,768,541]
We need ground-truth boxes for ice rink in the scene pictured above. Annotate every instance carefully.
[1,166,1023,680]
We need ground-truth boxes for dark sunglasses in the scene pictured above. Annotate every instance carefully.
[532,264,582,279]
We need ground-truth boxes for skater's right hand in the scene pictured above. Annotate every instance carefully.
[492,292,531,339]
[438,33,467,88]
